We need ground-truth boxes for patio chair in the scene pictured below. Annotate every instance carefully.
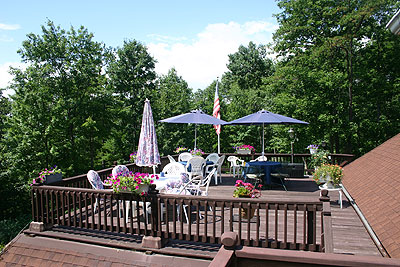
[177,168,217,222]
[167,155,176,163]
[178,152,193,162]
[112,165,130,177]
[86,170,111,213]
[185,156,206,182]
[162,162,186,175]
[205,153,219,164]
[206,154,225,185]
[270,163,289,191]
[253,155,268,162]
[227,156,244,178]
[242,166,265,188]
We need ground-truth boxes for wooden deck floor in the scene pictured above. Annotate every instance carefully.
[35,173,381,258]
[208,174,382,257]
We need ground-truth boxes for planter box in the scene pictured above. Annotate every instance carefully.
[236,149,251,155]
[44,173,63,184]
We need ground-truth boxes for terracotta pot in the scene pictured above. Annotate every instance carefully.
[240,207,255,219]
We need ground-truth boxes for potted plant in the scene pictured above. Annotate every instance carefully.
[189,148,204,157]
[31,166,63,185]
[106,172,159,195]
[234,145,255,155]
[233,180,262,219]
[312,164,343,188]
[309,149,330,169]
[175,146,188,153]
[130,152,137,162]
[306,144,319,154]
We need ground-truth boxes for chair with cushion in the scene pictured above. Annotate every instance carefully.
[227,156,244,178]
[205,153,219,164]
[162,162,186,175]
[112,165,130,177]
[186,156,206,182]
[178,152,193,162]
[87,170,110,212]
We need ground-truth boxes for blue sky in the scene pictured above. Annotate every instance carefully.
[0,0,280,92]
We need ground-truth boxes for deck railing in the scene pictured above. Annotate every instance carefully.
[31,181,333,253]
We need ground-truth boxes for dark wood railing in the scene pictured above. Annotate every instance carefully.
[31,182,333,253]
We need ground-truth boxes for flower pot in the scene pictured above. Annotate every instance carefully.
[237,149,251,155]
[240,207,255,219]
[138,184,149,194]
[321,181,340,189]
[44,173,63,184]
[309,148,318,154]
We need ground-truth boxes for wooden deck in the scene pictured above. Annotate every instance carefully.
[207,174,381,257]
[29,173,382,259]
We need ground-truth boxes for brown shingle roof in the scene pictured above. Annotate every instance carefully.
[342,133,400,258]
[0,233,210,267]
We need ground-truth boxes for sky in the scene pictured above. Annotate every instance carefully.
[0,0,281,94]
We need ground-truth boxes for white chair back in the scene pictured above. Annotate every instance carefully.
[255,156,268,161]
[206,153,219,164]
[162,162,186,175]
[178,152,193,162]
[167,155,176,163]
[227,156,243,167]
[186,156,206,179]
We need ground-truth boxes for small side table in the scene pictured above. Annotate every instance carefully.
[319,185,343,209]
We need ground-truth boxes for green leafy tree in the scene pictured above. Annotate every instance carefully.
[271,0,400,154]
[153,68,193,154]
[106,40,156,162]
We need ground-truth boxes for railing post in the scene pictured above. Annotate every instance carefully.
[142,184,163,249]
[320,189,333,253]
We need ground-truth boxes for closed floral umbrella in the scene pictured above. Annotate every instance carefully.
[135,99,161,173]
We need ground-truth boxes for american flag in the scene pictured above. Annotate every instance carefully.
[213,79,221,135]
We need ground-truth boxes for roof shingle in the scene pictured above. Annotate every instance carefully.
[342,133,400,258]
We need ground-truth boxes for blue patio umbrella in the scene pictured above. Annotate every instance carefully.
[159,109,227,150]
[227,110,309,156]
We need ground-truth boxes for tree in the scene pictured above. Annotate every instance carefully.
[222,42,275,152]
[271,0,400,154]
[6,20,109,178]
[106,40,156,162]
[153,68,193,154]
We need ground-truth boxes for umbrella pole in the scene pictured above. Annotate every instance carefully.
[262,123,265,157]
[194,124,197,150]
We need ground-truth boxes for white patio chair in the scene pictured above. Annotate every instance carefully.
[167,155,176,163]
[162,162,186,175]
[178,152,193,162]
[176,168,217,222]
[227,156,244,178]
[205,153,219,164]
[205,154,225,185]
[254,155,268,162]
[185,156,206,182]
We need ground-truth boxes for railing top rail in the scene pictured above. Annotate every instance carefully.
[159,193,322,205]
[32,184,322,206]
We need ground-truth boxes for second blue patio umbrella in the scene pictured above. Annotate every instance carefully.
[159,109,227,150]
[227,110,309,156]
